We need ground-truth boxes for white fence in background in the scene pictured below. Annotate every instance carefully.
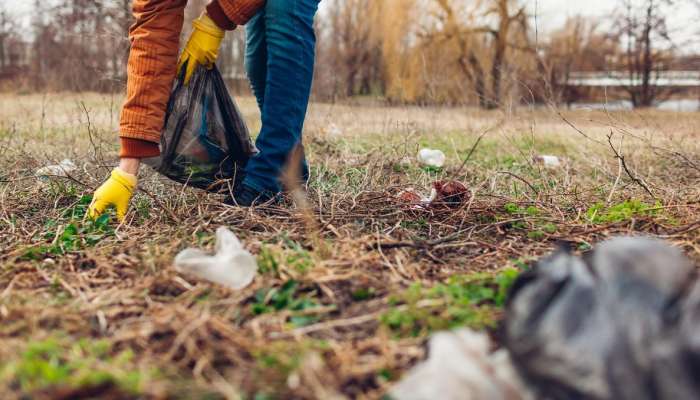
[566,71,700,87]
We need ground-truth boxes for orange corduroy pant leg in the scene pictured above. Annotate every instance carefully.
[118,0,264,159]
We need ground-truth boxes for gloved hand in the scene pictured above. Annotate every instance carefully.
[177,13,225,84]
[87,168,138,222]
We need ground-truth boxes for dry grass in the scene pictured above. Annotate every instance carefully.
[0,92,699,399]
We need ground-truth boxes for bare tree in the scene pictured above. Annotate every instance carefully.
[426,0,489,107]
[485,0,529,108]
[104,0,133,83]
[543,17,620,105]
[421,0,529,108]
[615,0,676,107]
[2,0,698,107]
[320,0,382,98]
[0,8,11,71]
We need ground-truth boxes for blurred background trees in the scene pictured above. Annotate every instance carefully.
[1,0,698,108]
[613,0,676,107]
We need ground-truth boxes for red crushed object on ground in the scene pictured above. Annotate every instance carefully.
[395,181,470,209]
[433,181,470,208]
[397,190,423,204]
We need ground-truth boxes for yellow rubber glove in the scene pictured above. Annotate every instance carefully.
[177,13,225,85]
[87,168,137,222]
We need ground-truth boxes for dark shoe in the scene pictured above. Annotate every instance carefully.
[225,184,278,207]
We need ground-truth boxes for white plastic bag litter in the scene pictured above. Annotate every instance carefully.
[174,227,257,290]
[534,155,561,167]
[391,329,533,400]
[417,149,446,168]
[35,159,77,178]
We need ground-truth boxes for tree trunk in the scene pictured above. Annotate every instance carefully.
[0,36,5,70]
[639,1,654,107]
[0,11,6,70]
[488,0,514,110]
[490,39,506,109]
[466,52,488,108]
[346,62,358,97]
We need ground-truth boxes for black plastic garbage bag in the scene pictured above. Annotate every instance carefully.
[144,64,256,192]
[504,237,700,400]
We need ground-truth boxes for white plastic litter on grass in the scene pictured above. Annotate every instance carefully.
[417,149,446,168]
[326,123,342,138]
[391,329,533,400]
[422,188,438,204]
[174,227,258,290]
[535,155,561,167]
[35,159,77,178]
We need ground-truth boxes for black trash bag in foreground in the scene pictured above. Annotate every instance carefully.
[504,237,700,400]
[144,64,256,192]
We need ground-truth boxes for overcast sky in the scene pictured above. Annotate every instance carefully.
[0,0,682,20]
[0,0,623,25]
[3,0,697,40]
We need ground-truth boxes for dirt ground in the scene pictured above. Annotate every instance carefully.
[1,93,698,399]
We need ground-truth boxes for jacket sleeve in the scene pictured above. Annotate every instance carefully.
[119,0,187,158]
[206,0,265,28]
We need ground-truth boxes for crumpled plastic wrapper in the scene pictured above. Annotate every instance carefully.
[391,329,533,400]
[174,227,257,290]
[35,159,77,178]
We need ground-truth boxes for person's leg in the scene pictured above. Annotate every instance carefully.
[245,11,267,111]
[242,0,318,194]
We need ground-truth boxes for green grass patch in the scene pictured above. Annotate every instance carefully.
[252,280,328,327]
[0,336,157,394]
[251,340,329,398]
[351,287,376,301]
[586,199,661,224]
[309,164,342,194]
[380,269,520,338]
[504,203,540,216]
[22,195,114,260]
[257,241,315,276]
[515,136,569,156]
[501,203,558,238]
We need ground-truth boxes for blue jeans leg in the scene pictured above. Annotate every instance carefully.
[245,12,267,111]
[243,0,318,193]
